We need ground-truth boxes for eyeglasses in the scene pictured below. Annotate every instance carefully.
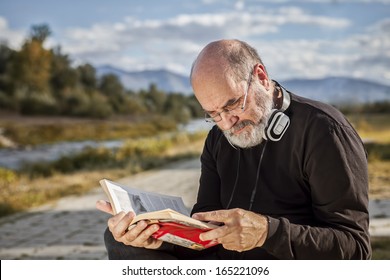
[204,71,253,123]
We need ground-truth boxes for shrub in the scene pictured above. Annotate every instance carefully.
[18,91,59,115]
[0,167,18,187]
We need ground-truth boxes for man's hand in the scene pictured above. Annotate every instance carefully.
[96,200,162,249]
[192,208,268,252]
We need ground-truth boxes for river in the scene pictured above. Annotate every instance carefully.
[0,119,213,170]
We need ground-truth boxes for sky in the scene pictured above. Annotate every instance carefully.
[0,0,389,85]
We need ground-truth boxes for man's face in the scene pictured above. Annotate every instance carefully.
[194,74,274,149]
[222,82,273,148]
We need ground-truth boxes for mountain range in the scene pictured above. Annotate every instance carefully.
[97,65,193,94]
[96,65,390,105]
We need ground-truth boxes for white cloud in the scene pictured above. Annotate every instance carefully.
[255,17,390,85]
[58,6,386,84]
[0,17,26,48]
[59,7,351,68]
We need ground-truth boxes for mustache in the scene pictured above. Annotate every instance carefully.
[226,120,256,134]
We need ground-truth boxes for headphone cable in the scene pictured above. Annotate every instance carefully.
[249,141,267,211]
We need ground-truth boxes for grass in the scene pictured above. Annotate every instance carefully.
[0,113,177,147]
[347,113,390,144]
[371,237,390,259]
[368,160,390,199]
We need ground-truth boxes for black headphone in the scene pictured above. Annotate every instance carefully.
[263,82,291,142]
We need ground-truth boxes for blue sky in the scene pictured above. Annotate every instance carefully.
[1,0,389,85]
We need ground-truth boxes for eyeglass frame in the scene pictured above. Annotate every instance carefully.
[204,71,253,123]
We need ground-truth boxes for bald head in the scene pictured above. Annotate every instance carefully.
[191,39,266,86]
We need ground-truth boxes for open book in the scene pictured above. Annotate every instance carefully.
[99,179,219,250]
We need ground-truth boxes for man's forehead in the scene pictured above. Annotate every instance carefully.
[194,79,242,112]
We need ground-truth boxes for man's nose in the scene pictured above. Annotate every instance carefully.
[218,112,239,131]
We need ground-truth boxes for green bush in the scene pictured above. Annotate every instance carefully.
[371,237,390,259]
[18,92,59,115]
[21,147,117,177]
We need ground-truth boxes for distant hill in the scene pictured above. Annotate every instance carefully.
[281,77,390,105]
[96,65,390,104]
[96,65,193,95]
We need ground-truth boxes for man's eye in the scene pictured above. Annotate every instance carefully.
[225,99,240,110]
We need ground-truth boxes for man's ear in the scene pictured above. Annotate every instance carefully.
[254,64,270,90]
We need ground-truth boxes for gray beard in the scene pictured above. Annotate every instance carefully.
[223,91,273,149]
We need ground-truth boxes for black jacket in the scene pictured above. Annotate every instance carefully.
[191,91,371,259]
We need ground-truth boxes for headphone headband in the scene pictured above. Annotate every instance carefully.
[272,80,290,112]
[280,86,290,112]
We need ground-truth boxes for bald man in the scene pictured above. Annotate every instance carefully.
[97,39,371,260]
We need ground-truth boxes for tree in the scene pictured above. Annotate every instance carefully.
[77,64,97,91]
[99,74,126,112]
[164,93,191,123]
[0,43,14,93]
[10,25,52,93]
[0,44,15,108]
[30,24,52,43]
[50,46,78,92]
[140,83,167,113]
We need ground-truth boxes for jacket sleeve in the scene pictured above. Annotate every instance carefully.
[262,116,371,259]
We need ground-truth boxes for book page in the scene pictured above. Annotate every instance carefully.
[139,193,189,215]
[100,179,190,216]
[100,180,135,214]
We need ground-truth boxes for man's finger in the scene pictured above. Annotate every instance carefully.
[96,200,113,215]
[192,210,231,223]
[131,224,160,244]
[109,212,135,239]
[199,225,230,241]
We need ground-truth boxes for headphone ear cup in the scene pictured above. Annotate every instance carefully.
[263,109,290,142]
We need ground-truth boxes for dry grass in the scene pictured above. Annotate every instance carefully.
[0,167,129,216]
[369,161,390,199]
[350,113,390,199]
[0,113,176,147]
[348,113,390,143]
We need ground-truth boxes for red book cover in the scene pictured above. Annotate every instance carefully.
[152,222,219,250]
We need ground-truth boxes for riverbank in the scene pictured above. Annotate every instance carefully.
[0,130,207,217]
[0,113,178,148]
